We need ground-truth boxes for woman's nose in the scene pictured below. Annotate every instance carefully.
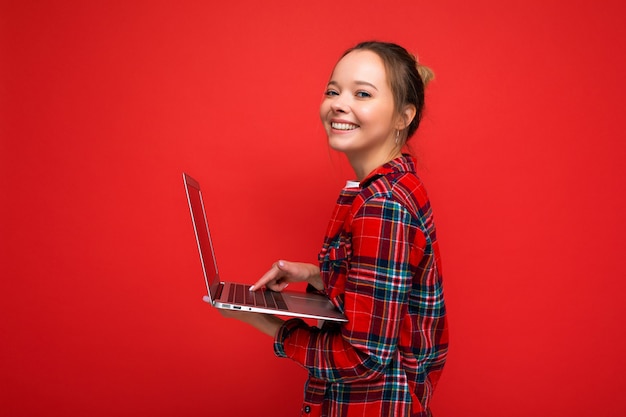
[330,95,348,113]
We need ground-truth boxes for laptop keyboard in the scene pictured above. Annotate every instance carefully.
[226,283,288,311]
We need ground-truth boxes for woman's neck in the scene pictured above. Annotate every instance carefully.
[348,148,403,180]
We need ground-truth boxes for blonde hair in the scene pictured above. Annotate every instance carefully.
[417,63,435,87]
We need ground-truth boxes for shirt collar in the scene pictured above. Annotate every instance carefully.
[358,154,417,188]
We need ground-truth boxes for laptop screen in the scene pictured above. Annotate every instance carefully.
[183,173,219,297]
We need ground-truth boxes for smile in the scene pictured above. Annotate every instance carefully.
[331,122,359,131]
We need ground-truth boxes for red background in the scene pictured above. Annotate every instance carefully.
[2,1,625,416]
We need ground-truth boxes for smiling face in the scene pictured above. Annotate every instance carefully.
[320,50,401,179]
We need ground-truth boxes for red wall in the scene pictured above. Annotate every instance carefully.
[2,1,625,416]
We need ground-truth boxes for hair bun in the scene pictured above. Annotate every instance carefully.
[416,63,435,87]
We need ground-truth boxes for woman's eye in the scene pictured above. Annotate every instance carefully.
[356,91,372,98]
[325,89,339,96]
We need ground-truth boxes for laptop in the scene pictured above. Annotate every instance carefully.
[183,173,347,322]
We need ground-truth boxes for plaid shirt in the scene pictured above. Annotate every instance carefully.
[274,155,448,417]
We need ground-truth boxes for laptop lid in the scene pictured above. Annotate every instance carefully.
[183,172,220,302]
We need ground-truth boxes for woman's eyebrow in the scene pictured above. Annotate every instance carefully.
[354,80,378,91]
[327,80,379,91]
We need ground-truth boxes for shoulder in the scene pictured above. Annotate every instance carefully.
[354,170,429,220]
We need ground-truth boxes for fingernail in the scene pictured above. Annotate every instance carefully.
[249,285,255,291]
[278,260,285,267]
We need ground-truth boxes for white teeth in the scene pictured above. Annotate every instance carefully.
[332,122,358,131]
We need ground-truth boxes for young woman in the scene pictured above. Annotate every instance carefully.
[220,41,448,417]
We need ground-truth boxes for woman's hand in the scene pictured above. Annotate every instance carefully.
[219,260,321,338]
[249,260,324,292]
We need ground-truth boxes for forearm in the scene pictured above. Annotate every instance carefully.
[276,317,397,383]
[227,312,284,337]
[254,314,285,338]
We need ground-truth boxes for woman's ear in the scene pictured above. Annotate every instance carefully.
[396,104,417,130]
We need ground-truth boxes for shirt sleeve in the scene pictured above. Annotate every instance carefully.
[274,196,420,383]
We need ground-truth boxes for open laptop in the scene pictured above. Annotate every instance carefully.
[183,173,347,322]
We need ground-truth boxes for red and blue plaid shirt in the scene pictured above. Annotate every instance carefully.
[275,155,448,417]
